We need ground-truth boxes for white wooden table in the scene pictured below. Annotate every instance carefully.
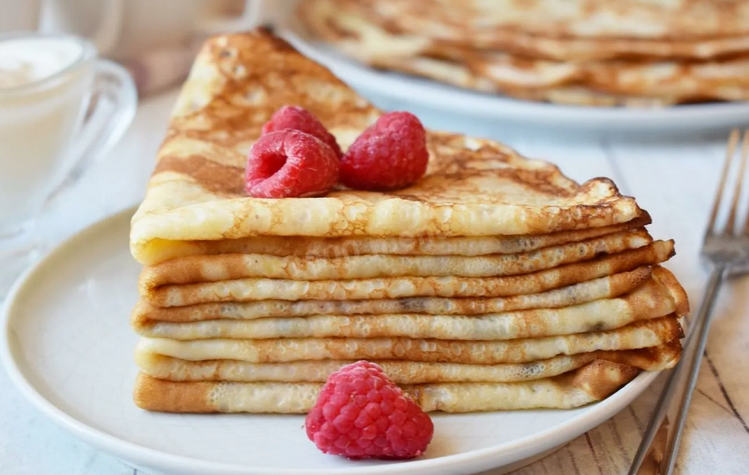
[1,89,747,475]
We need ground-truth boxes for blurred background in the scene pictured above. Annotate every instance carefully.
[6,0,748,135]
[26,0,263,95]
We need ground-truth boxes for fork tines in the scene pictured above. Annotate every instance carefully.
[708,129,749,236]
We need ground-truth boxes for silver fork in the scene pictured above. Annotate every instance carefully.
[628,129,749,475]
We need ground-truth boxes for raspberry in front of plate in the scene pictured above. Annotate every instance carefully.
[305,361,434,460]
[245,129,339,198]
[262,105,343,158]
[339,111,428,190]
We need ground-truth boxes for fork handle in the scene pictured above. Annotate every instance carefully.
[628,267,726,475]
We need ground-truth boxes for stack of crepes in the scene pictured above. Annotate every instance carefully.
[130,29,688,414]
[298,0,749,106]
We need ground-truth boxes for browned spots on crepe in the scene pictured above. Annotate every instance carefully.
[652,266,691,315]
[130,27,647,259]
[154,155,245,195]
[133,373,216,413]
[563,359,640,401]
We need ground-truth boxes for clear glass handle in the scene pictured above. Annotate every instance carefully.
[46,59,137,202]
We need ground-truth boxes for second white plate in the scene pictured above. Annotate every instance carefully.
[279,3,749,136]
[2,208,660,475]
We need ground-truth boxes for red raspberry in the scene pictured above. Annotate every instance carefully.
[305,361,434,460]
[340,112,428,190]
[262,106,342,158]
[245,130,339,198]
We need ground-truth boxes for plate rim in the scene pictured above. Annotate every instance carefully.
[1,207,658,475]
[279,8,749,130]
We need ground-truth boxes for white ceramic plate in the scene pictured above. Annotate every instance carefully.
[279,5,749,135]
[1,208,659,475]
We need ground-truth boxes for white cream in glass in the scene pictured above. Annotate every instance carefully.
[0,33,136,296]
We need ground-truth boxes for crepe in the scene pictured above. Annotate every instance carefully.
[299,0,749,105]
[132,267,654,323]
[139,215,650,266]
[139,229,651,290]
[347,0,749,40]
[326,0,749,61]
[470,51,749,102]
[371,52,701,107]
[136,316,681,365]
[143,240,674,306]
[129,29,644,265]
[136,341,680,384]
[133,359,642,413]
[134,269,687,341]
[357,53,687,107]
[384,48,749,106]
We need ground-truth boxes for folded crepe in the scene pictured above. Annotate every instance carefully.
[136,316,682,365]
[134,269,687,341]
[134,359,645,413]
[144,241,674,306]
[139,229,651,290]
[129,29,644,266]
[318,0,749,61]
[132,267,654,322]
[136,341,681,384]
[299,0,749,105]
[141,215,650,265]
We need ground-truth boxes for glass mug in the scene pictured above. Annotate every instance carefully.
[42,0,263,61]
[0,32,137,296]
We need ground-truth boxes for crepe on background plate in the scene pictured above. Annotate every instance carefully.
[328,0,749,60]
[298,0,749,105]
[344,0,749,44]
